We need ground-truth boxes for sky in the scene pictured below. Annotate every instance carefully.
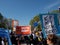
[0,0,60,26]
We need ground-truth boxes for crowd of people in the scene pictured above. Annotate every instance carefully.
[0,31,60,45]
[0,37,8,45]
[10,31,60,45]
[10,31,43,45]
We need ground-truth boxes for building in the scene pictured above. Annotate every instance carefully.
[12,20,19,31]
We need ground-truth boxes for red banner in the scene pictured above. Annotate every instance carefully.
[16,26,31,35]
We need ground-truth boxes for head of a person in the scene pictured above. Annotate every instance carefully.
[47,34,58,45]
[0,37,2,41]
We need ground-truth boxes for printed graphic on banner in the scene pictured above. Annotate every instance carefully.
[42,15,57,35]
[16,26,31,35]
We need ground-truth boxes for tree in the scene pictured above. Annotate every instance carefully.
[49,10,59,14]
[0,13,3,19]
[52,10,59,13]
[29,14,41,32]
[0,13,3,22]
[3,18,13,30]
[0,13,12,29]
[3,18,9,29]
[33,15,40,22]
[36,24,41,31]
[29,15,40,25]
[0,13,5,28]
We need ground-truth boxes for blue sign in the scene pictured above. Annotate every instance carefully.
[40,13,60,38]
[34,22,38,27]
[0,28,12,45]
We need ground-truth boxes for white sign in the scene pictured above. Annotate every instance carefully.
[42,15,56,35]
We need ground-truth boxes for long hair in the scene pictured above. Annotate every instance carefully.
[47,34,58,44]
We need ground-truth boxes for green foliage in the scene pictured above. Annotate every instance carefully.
[29,19,35,25]
[36,24,41,31]
[33,15,40,22]
[29,15,40,25]
[0,22,7,29]
[29,14,41,31]
[49,10,59,14]
[0,13,3,20]
[0,13,12,30]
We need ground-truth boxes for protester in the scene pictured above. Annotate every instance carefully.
[4,38,7,45]
[0,37,2,45]
[0,37,6,45]
[10,32,17,45]
[1,38,5,45]
[20,35,25,44]
[47,34,58,45]
[29,34,34,45]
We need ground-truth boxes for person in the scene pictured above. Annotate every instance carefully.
[10,33,17,45]
[4,38,7,45]
[0,37,2,45]
[20,35,25,44]
[29,34,34,45]
[1,38,5,45]
[47,34,58,45]
[0,37,5,45]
